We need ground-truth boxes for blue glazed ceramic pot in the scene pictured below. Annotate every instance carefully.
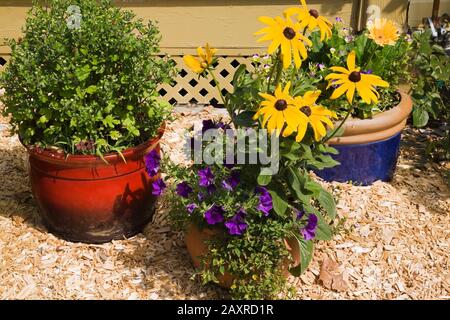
[315,133,401,185]
[315,91,412,186]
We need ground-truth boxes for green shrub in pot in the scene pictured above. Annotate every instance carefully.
[0,0,176,157]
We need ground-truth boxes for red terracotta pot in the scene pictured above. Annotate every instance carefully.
[25,126,164,243]
[185,223,301,289]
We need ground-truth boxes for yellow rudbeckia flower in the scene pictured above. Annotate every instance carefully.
[255,16,312,69]
[294,91,337,141]
[254,82,309,138]
[183,43,217,74]
[285,0,332,41]
[325,51,389,104]
[367,18,399,46]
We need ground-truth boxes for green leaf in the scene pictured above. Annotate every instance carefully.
[315,214,333,240]
[37,115,48,125]
[75,65,91,82]
[310,31,323,52]
[317,188,337,219]
[304,180,322,197]
[287,167,310,203]
[354,34,368,62]
[268,189,288,216]
[412,108,429,127]
[233,111,255,127]
[308,154,340,170]
[110,130,122,140]
[257,171,272,186]
[85,85,98,94]
[232,64,247,87]
[318,144,339,155]
[289,236,314,276]
[103,114,119,128]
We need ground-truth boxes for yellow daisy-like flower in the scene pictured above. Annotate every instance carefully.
[367,18,399,46]
[255,15,312,69]
[325,51,389,104]
[253,82,309,139]
[284,0,332,41]
[293,91,337,141]
[183,43,217,74]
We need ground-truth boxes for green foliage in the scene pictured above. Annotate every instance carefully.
[307,24,412,120]
[165,120,338,299]
[0,0,176,155]
[165,161,296,299]
[408,30,450,162]
[409,30,449,128]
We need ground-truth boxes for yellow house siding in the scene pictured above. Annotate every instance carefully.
[1,0,447,103]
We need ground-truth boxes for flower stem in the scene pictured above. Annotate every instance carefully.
[322,104,354,144]
[209,70,226,106]
[364,41,377,70]
[267,50,282,93]
[272,56,284,92]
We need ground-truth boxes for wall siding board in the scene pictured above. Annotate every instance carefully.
[1,0,448,104]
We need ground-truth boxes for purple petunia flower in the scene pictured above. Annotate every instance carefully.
[144,150,160,177]
[221,171,240,191]
[225,208,248,236]
[186,203,197,214]
[295,209,305,220]
[202,120,216,133]
[202,119,230,133]
[176,181,193,198]
[152,178,166,196]
[255,186,273,216]
[336,17,343,22]
[216,122,231,131]
[302,214,318,240]
[198,167,215,187]
[204,205,225,225]
[198,192,205,202]
[362,69,373,74]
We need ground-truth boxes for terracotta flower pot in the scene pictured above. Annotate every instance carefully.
[184,223,300,289]
[316,91,413,185]
[24,126,165,243]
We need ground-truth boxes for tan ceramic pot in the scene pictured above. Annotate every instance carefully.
[316,91,413,185]
[184,223,301,289]
[329,91,413,145]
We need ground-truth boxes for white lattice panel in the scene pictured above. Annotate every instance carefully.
[158,56,254,106]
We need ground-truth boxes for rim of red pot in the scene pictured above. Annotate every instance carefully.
[22,121,166,164]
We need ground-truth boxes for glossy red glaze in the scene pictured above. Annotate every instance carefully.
[26,126,164,243]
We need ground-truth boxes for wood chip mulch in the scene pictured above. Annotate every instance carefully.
[0,105,448,300]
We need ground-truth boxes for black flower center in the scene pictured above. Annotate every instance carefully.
[283,27,296,40]
[275,99,288,111]
[348,71,361,82]
[300,106,312,116]
[309,9,319,18]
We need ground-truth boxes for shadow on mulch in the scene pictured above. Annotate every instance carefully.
[114,220,229,299]
[0,146,46,231]
[391,127,450,215]
[0,142,228,298]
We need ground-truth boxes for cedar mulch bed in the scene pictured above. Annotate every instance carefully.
[0,105,448,299]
